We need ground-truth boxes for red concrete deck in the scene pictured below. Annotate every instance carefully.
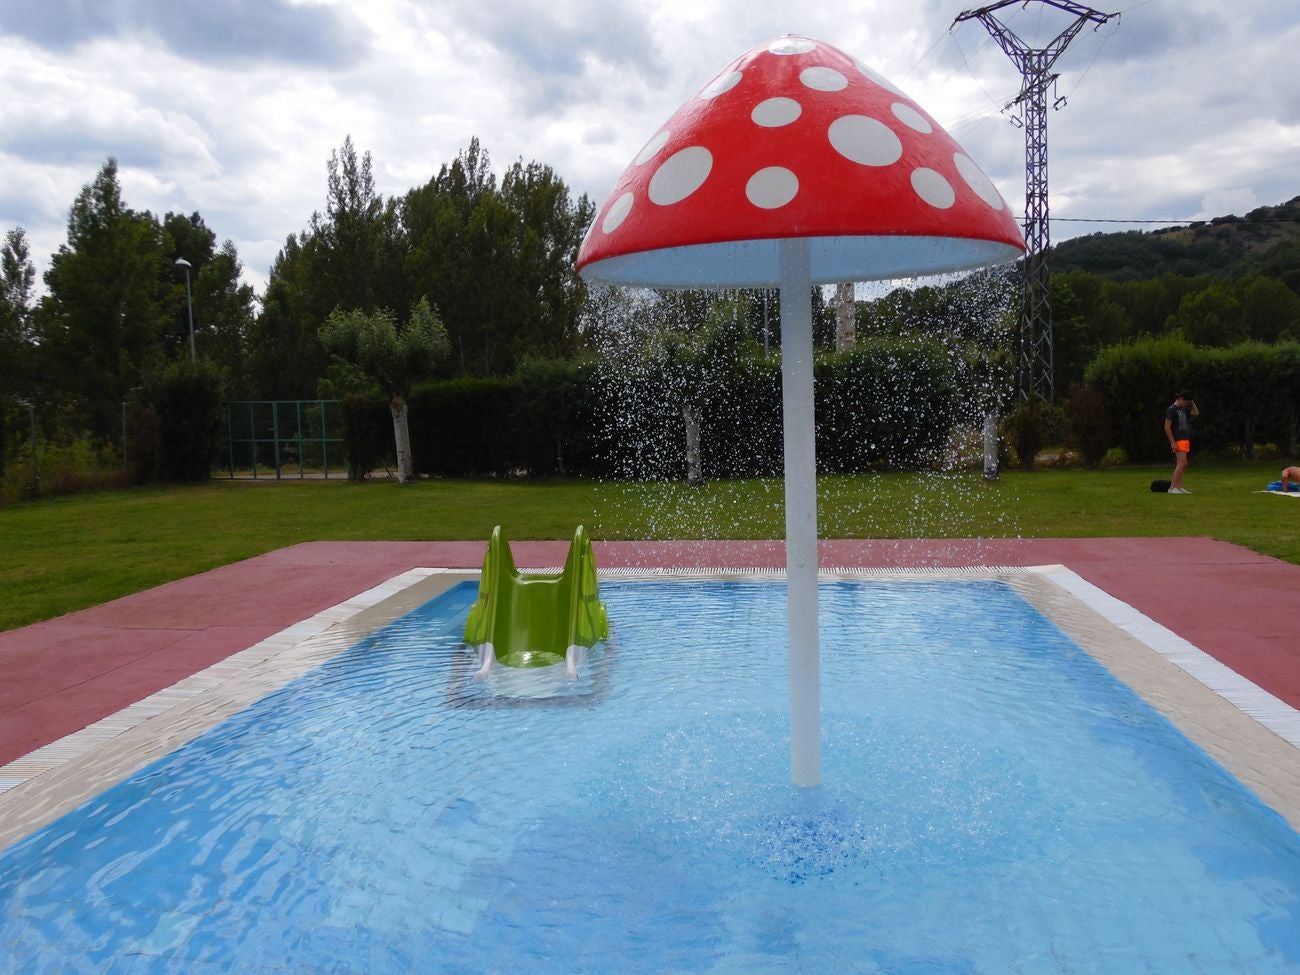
[2,537,1297,768]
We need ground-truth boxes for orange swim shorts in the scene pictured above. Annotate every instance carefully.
[1175,439,1191,453]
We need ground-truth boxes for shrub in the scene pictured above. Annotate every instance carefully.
[0,433,126,505]
[132,359,226,482]
[340,394,394,479]
[1064,384,1112,467]
[1005,397,1050,470]
[1038,447,1081,469]
[1100,446,1128,467]
[126,404,161,483]
[1255,442,1283,462]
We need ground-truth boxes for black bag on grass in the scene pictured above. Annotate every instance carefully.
[1150,479,1171,493]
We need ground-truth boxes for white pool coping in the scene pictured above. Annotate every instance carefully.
[1,564,1297,851]
[1035,565,1300,749]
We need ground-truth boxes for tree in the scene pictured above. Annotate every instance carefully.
[249,230,333,397]
[832,282,856,351]
[1,227,35,395]
[37,159,171,439]
[498,159,595,363]
[402,139,593,375]
[635,289,753,485]
[1167,284,1246,347]
[317,136,406,315]
[319,298,449,482]
[250,137,402,399]
[402,139,497,374]
[1239,275,1300,343]
[161,212,257,394]
[1,227,36,477]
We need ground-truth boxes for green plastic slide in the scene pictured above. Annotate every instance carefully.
[464,525,609,678]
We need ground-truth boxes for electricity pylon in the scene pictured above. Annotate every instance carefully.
[954,1,1116,403]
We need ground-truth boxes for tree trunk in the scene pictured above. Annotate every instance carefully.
[391,395,415,484]
[982,409,1000,481]
[833,281,856,352]
[683,402,704,487]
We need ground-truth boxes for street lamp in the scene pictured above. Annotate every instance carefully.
[174,257,196,362]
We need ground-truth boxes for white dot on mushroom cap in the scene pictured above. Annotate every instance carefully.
[828,115,902,166]
[769,37,816,55]
[891,103,932,134]
[752,97,802,127]
[953,153,1004,210]
[912,167,956,209]
[855,60,906,97]
[701,70,743,99]
[602,193,634,234]
[800,66,848,92]
[746,167,799,209]
[649,146,714,205]
[635,131,671,165]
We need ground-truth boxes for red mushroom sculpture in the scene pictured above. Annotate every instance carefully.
[577,34,1026,787]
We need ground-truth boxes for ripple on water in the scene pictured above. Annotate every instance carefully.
[1,579,1298,974]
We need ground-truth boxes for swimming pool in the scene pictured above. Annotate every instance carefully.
[1,577,1298,973]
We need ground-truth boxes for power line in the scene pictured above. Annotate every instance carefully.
[948,29,1007,112]
[901,26,953,81]
[1051,217,1193,224]
[1047,216,1300,224]
[1058,15,1119,103]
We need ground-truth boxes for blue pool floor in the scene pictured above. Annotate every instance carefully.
[1,578,1298,974]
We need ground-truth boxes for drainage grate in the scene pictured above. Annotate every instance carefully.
[590,565,1025,579]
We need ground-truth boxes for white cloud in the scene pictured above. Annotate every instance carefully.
[1,0,1298,296]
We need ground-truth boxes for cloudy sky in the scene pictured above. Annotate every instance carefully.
[2,0,1298,295]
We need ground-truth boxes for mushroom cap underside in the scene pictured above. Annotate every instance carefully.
[580,234,1023,289]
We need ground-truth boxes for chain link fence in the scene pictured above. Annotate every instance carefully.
[221,401,345,479]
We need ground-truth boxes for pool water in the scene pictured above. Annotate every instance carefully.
[2,579,1299,973]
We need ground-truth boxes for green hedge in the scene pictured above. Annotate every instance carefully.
[816,338,957,472]
[410,377,518,476]
[1085,338,1300,460]
[341,338,972,479]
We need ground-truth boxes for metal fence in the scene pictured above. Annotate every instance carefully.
[221,401,345,479]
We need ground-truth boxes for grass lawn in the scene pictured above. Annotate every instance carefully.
[0,462,1295,632]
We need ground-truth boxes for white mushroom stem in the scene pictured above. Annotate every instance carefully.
[779,236,822,788]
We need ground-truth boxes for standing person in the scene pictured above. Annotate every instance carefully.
[1163,391,1199,494]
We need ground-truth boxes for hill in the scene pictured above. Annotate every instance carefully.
[1050,196,1300,284]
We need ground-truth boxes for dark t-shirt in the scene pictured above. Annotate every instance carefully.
[1166,404,1192,439]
